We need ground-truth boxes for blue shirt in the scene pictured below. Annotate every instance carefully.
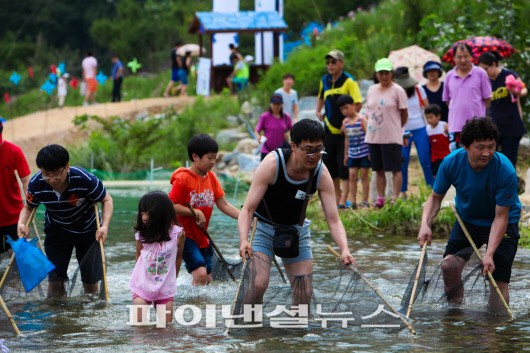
[27,167,107,236]
[111,59,123,79]
[434,148,520,226]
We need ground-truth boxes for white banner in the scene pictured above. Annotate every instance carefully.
[196,58,211,96]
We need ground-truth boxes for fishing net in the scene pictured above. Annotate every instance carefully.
[227,252,408,333]
[401,247,493,315]
[0,240,108,302]
[211,251,243,282]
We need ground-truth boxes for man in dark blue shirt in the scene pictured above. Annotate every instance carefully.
[18,144,113,297]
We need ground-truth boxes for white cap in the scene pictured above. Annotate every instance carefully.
[244,55,254,62]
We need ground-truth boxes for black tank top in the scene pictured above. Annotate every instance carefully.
[255,148,322,225]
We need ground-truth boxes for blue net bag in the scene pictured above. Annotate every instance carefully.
[6,236,55,292]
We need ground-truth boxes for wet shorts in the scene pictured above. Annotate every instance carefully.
[44,227,100,284]
[368,143,402,172]
[132,293,174,306]
[347,156,371,169]
[444,221,519,283]
[0,224,18,253]
[183,238,213,274]
[252,218,313,265]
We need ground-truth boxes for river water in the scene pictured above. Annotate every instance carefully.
[1,184,530,352]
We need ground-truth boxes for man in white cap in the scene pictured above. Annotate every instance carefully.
[316,49,363,207]
[0,119,30,259]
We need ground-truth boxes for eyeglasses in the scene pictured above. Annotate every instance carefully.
[41,168,66,181]
[326,59,337,66]
[296,144,326,157]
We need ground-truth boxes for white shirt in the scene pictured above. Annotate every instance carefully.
[82,56,98,79]
[403,85,427,131]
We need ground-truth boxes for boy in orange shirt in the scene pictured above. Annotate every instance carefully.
[168,134,240,285]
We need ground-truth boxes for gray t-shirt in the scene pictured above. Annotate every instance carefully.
[274,88,298,119]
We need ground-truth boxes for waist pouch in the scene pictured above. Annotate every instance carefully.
[273,225,299,258]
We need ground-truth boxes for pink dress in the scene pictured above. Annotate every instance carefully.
[129,225,183,302]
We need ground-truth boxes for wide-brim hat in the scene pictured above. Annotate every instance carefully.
[394,66,418,89]
[422,61,443,78]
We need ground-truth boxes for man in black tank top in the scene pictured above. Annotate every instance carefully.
[238,119,355,306]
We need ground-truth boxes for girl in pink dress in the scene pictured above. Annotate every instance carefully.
[129,191,184,325]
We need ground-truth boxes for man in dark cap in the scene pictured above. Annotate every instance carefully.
[316,50,363,207]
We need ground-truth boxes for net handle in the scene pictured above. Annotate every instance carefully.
[405,242,428,318]
[186,203,236,281]
[94,203,110,301]
[15,169,44,252]
[226,217,258,335]
[0,206,36,336]
[449,203,514,320]
[327,244,416,335]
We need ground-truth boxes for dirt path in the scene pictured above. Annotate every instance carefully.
[3,97,195,170]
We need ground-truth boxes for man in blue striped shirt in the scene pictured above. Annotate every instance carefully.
[18,144,113,297]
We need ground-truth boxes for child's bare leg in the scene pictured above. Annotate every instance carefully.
[348,167,359,205]
[360,167,370,202]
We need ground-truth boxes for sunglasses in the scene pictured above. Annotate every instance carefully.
[326,59,337,65]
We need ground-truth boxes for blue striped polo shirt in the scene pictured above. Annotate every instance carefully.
[26,167,107,236]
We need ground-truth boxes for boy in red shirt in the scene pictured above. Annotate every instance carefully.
[0,119,30,258]
[168,134,240,285]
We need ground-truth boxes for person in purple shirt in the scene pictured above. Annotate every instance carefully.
[255,93,293,160]
[443,43,491,150]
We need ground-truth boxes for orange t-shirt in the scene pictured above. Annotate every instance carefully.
[168,167,225,248]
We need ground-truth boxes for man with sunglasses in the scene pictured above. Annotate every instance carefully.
[17,144,113,297]
[316,50,363,206]
[238,119,355,307]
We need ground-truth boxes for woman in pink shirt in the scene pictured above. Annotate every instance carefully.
[255,93,293,160]
[365,59,408,208]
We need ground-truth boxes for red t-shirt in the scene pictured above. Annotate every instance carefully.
[0,140,31,226]
[168,167,225,248]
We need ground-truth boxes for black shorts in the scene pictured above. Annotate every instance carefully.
[323,129,348,180]
[44,227,100,284]
[432,159,443,176]
[368,143,402,172]
[0,224,18,253]
[443,221,519,283]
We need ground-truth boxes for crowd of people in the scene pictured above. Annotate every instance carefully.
[0,43,527,325]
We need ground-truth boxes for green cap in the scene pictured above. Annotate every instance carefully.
[374,58,393,72]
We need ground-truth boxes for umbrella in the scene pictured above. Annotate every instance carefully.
[442,36,515,64]
[177,44,206,56]
[388,45,441,83]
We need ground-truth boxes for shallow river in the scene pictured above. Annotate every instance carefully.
[1,185,530,352]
